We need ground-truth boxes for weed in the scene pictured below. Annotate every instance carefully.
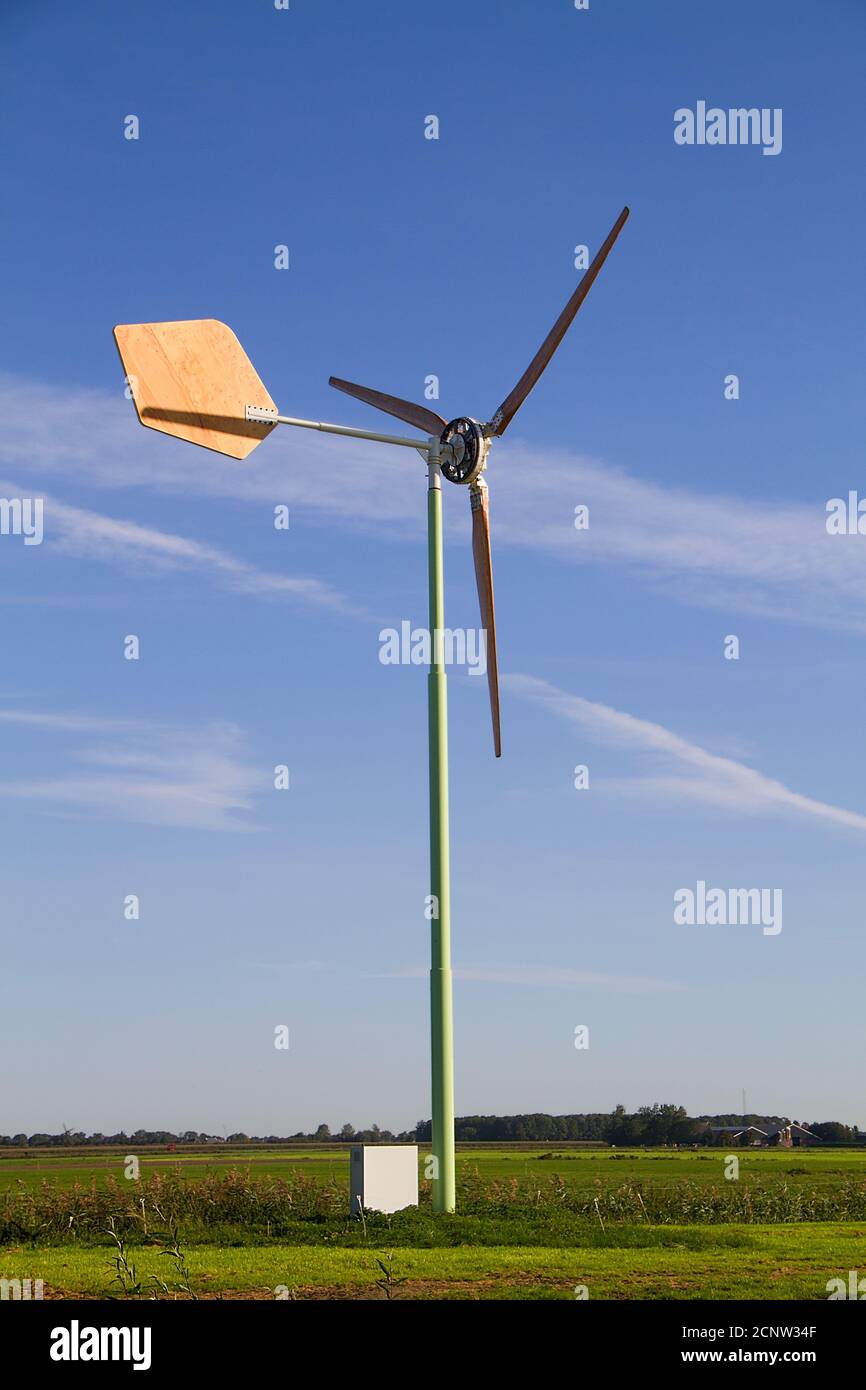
[374,1251,408,1300]
[105,1219,147,1299]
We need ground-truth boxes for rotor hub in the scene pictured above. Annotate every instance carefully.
[439,417,486,485]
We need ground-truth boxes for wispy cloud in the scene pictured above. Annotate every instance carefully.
[368,963,678,994]
[494,444,866,633]
[508,673,866,833]
[0,710,260,830]
[456,964,678,992]
[2,372,862,631]
[0,476,358,614]
[240,960,329,973]
[0,375,422,528]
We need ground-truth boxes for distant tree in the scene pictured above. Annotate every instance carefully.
[807,1122,852,1144]
[339,1124,354,1140]
[314,1124,331,1141]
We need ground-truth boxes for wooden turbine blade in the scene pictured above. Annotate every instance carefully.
[329,375,447,436]
[489,206,629,435]
[470,481,501,757]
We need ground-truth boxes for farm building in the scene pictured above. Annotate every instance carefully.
[703,1125,769,1146]
[701,1122,821,1148]
[766,1123,822,1148]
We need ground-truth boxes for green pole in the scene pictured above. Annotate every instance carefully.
[427,454,456,1214]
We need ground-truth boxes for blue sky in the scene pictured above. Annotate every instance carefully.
[2,0,865,1135]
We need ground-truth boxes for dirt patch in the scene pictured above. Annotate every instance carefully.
[35,1273,574,1302]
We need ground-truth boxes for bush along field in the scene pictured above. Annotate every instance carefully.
[1,1150,865,1300]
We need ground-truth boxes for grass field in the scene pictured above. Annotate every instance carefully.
[2,1145,864,1191]
[2,1225,864,1300]
[2,1147,864,1300]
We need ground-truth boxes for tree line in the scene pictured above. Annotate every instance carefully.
[0,1107,860,1148]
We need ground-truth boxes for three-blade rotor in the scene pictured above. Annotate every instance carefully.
[328,206,629,757]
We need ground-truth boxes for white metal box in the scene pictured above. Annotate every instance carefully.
[350,1144,419,1214]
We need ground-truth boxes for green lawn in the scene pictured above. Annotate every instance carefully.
[3,1223,864,1300]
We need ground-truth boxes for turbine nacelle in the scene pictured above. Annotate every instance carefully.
[438,417,488,486]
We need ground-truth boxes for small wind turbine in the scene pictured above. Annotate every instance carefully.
[113,204,628,1212]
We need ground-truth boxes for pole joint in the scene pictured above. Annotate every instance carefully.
[427,436,441,490]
